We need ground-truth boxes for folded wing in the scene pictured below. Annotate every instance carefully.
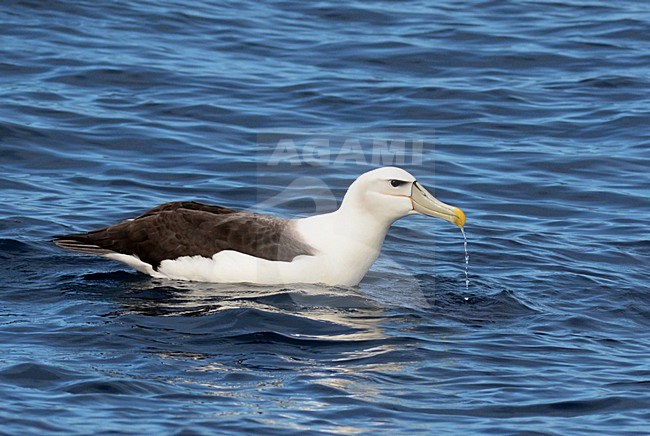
[53,201,315,269]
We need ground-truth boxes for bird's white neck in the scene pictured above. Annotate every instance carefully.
[334,205,392,248]
[297,206,391,252]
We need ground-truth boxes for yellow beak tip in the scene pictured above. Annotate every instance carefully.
[454,208,466,228]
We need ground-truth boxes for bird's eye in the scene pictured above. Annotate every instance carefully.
[390,179,405,188]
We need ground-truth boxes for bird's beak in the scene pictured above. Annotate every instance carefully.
[410,181,466,228]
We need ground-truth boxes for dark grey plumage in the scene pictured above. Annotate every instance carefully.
[53,201,315,269]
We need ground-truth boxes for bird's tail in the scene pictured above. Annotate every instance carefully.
[52,234,113,256]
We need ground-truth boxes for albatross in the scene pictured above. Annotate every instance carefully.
[53,167,465,286]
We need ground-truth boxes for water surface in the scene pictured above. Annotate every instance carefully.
[1,0,649,433]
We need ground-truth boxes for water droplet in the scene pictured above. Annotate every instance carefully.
[460,227,470,291]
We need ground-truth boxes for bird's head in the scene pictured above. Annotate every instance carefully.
[341,166,465,228]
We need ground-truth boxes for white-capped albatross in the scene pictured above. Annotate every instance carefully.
[53,167,465,286]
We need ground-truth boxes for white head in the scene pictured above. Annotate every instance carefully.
[340,167,465,228]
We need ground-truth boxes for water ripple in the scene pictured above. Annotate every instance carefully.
[1,0,649,433]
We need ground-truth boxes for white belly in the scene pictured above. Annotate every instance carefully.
[155,249,375,286]
[104,246,377,287]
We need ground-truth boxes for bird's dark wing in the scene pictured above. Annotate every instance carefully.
[134,201,239,218]
[53,201,315,269]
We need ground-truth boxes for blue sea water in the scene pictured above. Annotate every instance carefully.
[1,0,649,433]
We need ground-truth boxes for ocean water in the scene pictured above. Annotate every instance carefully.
[1,0,649,433]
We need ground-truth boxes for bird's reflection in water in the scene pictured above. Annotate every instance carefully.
[78,269,486,402]
[83,270,409,343]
